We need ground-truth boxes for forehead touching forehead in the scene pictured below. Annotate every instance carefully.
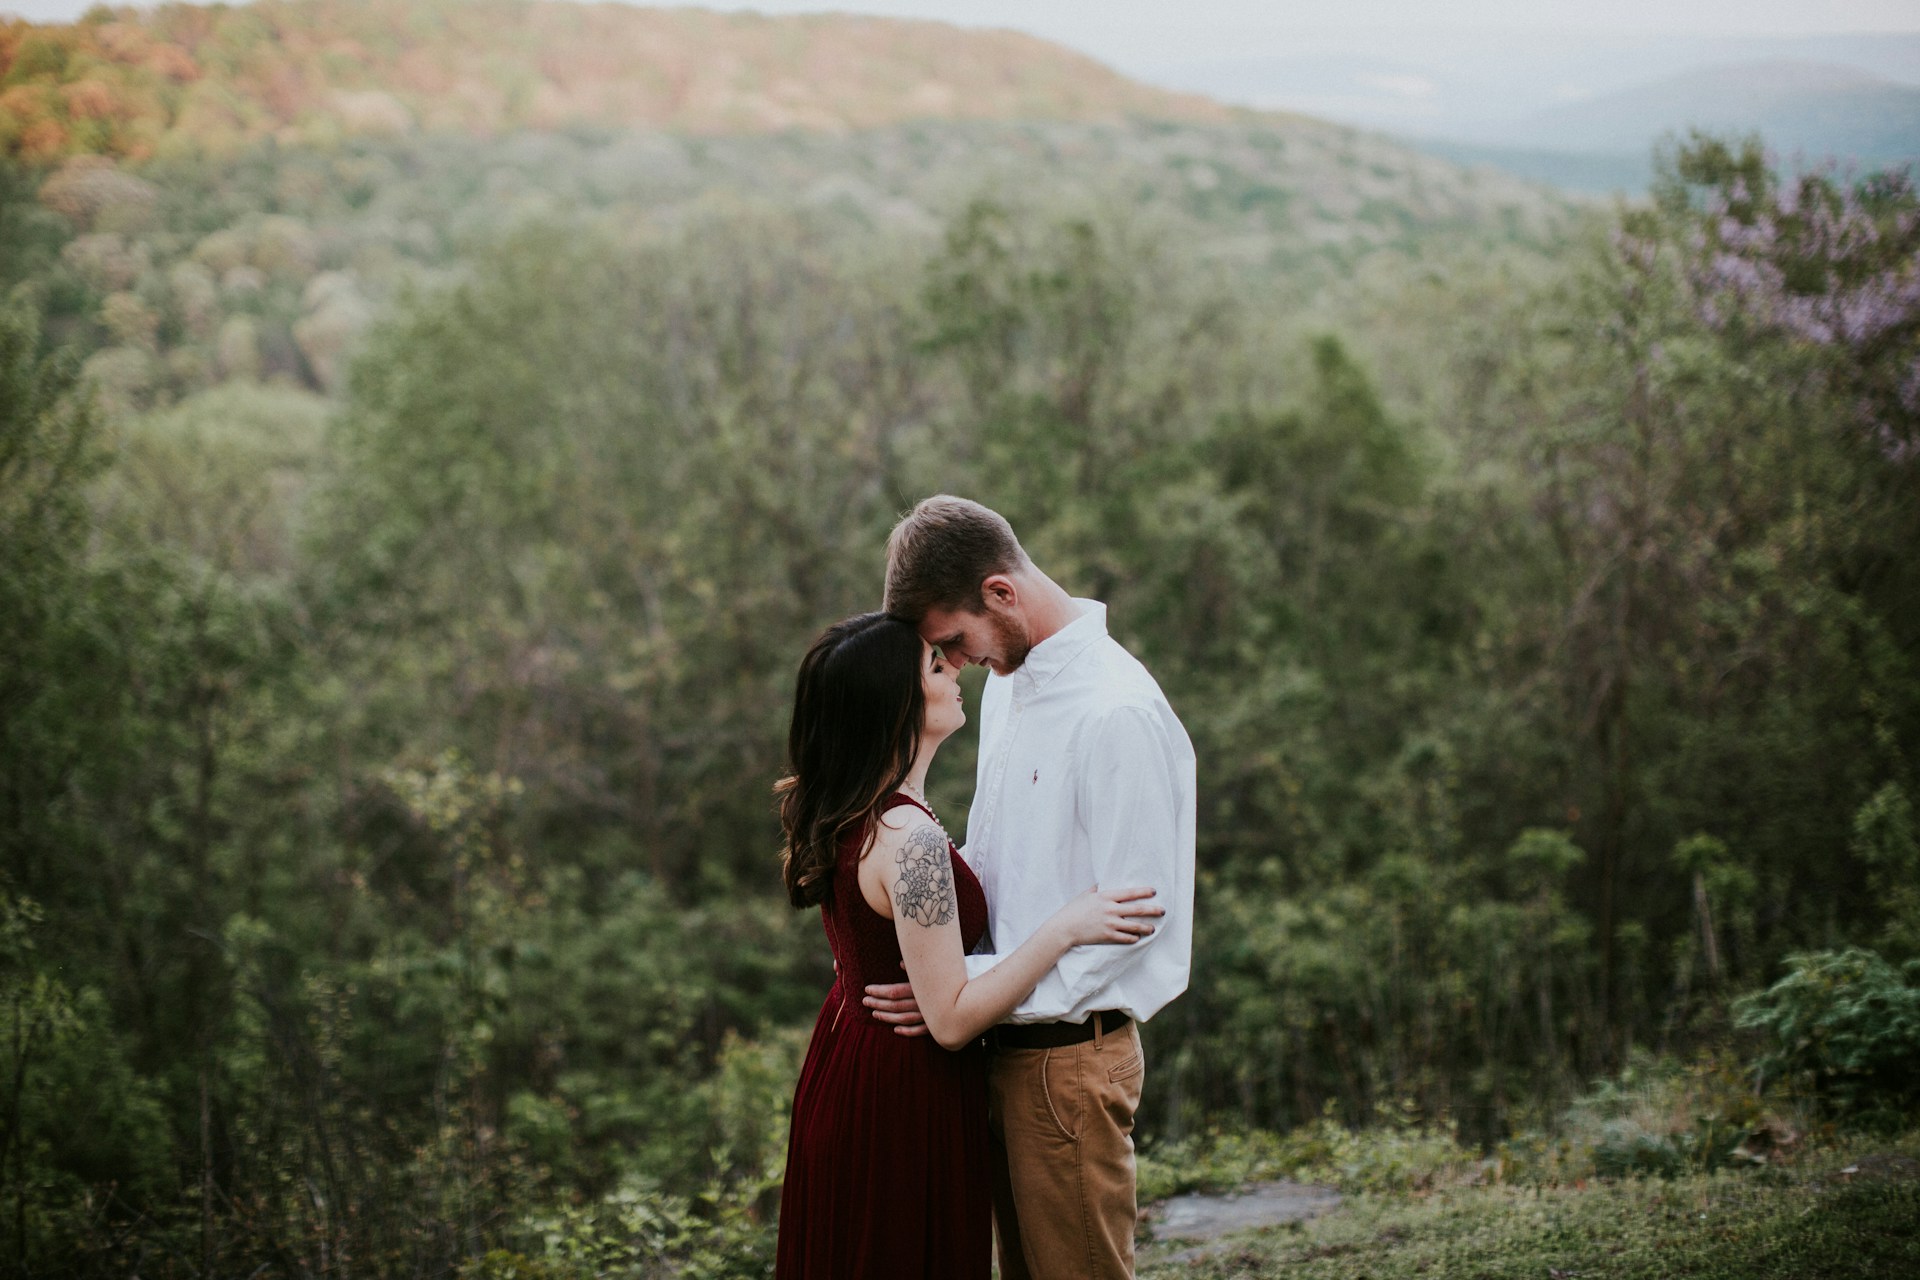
[916,605,978,648]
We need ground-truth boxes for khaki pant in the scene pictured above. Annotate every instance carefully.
[987,1019,1144,1280]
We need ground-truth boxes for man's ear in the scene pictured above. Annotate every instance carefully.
[979,574,1018,611]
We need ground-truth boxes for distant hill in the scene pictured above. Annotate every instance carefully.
[1139,32,1920,146]
[1501,60,1920,174]
[0,0,1232,162]
[1403,140,1654,198]
[9,115,1575,412]
[1,0,1582,417]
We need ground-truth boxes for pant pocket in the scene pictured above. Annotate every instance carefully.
[1039,1048,1082,1142]
[1099,1033,1145,1134]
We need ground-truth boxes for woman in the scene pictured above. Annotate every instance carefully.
[773,612,1160,1279]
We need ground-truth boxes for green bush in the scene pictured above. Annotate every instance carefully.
[1138,1102,1478,1201]
[1553,1050,1766,1180]
[1734,948,1920,1122]
[501,1173,775,1280]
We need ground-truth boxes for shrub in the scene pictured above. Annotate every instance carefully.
[498,1174,774,1280]
[1734,948,1920,1123]
[1138,1102,1479,1201]
[1555,1049,1764,1179]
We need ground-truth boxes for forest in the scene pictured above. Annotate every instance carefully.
[2,11,1920,1272]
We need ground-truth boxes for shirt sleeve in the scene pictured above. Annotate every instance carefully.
[1003,703,1182,1020]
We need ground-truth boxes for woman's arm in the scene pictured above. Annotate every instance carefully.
[873,818,1158,1050]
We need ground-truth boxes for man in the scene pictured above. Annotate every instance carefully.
[865,495,1196,1280]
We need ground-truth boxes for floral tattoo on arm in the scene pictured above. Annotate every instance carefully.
[894,824,956,927]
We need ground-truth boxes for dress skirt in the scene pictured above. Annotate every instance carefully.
[774,982,991,1279]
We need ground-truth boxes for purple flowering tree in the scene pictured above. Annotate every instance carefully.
[1651,134,1920,463]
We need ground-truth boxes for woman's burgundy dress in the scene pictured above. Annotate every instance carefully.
[774,794,992,1279]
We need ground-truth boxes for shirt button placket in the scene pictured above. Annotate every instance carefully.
[977,696,1022,852]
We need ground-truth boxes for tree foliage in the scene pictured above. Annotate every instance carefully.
[1,132,1916,1273]
[1734,949,1920,1120]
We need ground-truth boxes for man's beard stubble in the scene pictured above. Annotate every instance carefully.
[990,609,1032,675]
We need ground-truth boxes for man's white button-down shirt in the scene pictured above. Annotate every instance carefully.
[961,599,1196,1024]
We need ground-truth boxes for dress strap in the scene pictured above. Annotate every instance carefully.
[882,790,935,820]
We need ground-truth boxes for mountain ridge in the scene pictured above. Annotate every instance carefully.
[1498,58,1920,170]
[0,0,1237,162]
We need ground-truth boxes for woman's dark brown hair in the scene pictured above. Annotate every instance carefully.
[777,612,925,909]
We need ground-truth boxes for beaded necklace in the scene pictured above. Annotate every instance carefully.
[900,780,947,836]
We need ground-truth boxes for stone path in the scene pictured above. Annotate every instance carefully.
[1146,1179,1342,1264]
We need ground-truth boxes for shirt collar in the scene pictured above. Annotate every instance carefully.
[1010,598,1106,693]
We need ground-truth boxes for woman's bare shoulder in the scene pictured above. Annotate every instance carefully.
[870,805,937,852]
[867,805,940,867]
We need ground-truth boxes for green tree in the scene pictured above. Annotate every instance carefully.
[0,296,104,902]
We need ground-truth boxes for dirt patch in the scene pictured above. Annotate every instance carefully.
[1147,1179,1342,1263]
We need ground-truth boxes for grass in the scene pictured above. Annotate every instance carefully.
[1141,1133,1920,1279]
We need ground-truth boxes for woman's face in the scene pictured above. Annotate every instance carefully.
[920,640,966,742]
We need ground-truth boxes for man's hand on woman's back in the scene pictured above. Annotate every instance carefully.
[864,981,927,1036]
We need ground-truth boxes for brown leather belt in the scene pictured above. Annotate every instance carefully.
[988,1009,1130,1051]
